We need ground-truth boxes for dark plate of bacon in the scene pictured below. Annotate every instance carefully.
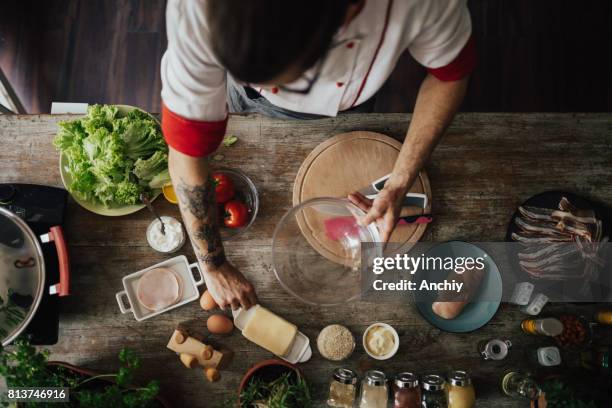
[506,192,610,294]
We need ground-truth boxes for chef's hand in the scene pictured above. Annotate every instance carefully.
[348,187,407,243]
[203,261,257,310]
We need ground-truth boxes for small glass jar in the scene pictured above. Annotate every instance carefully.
[359,370,388,408]
[501,371,541,400]
[393,372,421,408]
[327,368,358,408]
[447,370,475,408]
[421,374,447,408]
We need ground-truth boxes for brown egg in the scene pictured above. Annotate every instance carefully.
[207,314,234,334]
[200,290,218,311]
[204,367,220,382]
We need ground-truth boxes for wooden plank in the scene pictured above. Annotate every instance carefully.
[0,113,611,406]
[3,1,612,114]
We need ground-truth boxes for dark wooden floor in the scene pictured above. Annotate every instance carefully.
[1,0,611,114]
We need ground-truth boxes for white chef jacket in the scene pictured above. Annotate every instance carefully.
[161,0,475,157]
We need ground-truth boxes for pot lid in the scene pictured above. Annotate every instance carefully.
[0,207,45,346]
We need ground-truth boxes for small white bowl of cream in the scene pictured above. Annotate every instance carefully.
[363,322,400,360]
[146,216,186,254]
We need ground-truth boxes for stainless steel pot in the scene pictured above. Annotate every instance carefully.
[0,206,70,346]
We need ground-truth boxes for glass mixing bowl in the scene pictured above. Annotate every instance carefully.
[272,198,381,306]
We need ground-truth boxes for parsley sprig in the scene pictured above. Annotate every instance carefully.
[0,338,160,408]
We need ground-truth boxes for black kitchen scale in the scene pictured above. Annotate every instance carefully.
[0,183,68,345]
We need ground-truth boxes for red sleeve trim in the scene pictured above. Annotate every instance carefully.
[427,35,477,81]
[161,103,227,157]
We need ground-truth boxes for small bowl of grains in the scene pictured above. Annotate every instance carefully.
[316,324,355,361]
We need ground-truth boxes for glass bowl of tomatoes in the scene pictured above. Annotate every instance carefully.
[212,168,259,241]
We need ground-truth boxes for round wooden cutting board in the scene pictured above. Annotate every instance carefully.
[293,131,432,260]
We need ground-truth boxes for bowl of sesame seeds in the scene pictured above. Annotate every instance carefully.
[316,324,356,361]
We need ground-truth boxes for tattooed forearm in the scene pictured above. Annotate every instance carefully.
[175,178,216,219]
[175,177,226,268]
[195,248,226,268]
[194,223,226,266]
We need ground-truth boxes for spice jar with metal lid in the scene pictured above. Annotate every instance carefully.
[359,370,388,408]
[447,370,475,408]
[327,368,358,408]
[393,372,421,408]
[521,317,564,336]
[421,374,447,408]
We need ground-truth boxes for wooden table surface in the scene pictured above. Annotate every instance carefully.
[1,113,611,407]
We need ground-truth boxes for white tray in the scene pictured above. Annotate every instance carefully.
[116,255,204,321]
[233,307,312,364]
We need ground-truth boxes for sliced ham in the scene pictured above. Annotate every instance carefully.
[137,268,183,311]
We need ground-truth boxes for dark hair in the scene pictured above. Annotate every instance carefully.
[206,0,351,84]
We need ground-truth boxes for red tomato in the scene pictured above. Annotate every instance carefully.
[224,200,249,228]
[212,173,235,203]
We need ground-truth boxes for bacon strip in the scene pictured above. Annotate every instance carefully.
[512,197,606,282]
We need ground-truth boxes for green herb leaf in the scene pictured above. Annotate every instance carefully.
[1,339,160,408]
[223,135,238,147]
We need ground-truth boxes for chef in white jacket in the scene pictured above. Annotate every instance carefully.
[161,0,476,310]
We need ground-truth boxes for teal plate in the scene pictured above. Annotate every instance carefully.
[415,241,503,333]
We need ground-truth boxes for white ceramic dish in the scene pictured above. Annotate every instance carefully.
[232,307,312,364]
[116,255,204,321]
[362,322,400,360]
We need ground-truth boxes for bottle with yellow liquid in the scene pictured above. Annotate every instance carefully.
[595,310,612,325]
[447,370,475,408]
